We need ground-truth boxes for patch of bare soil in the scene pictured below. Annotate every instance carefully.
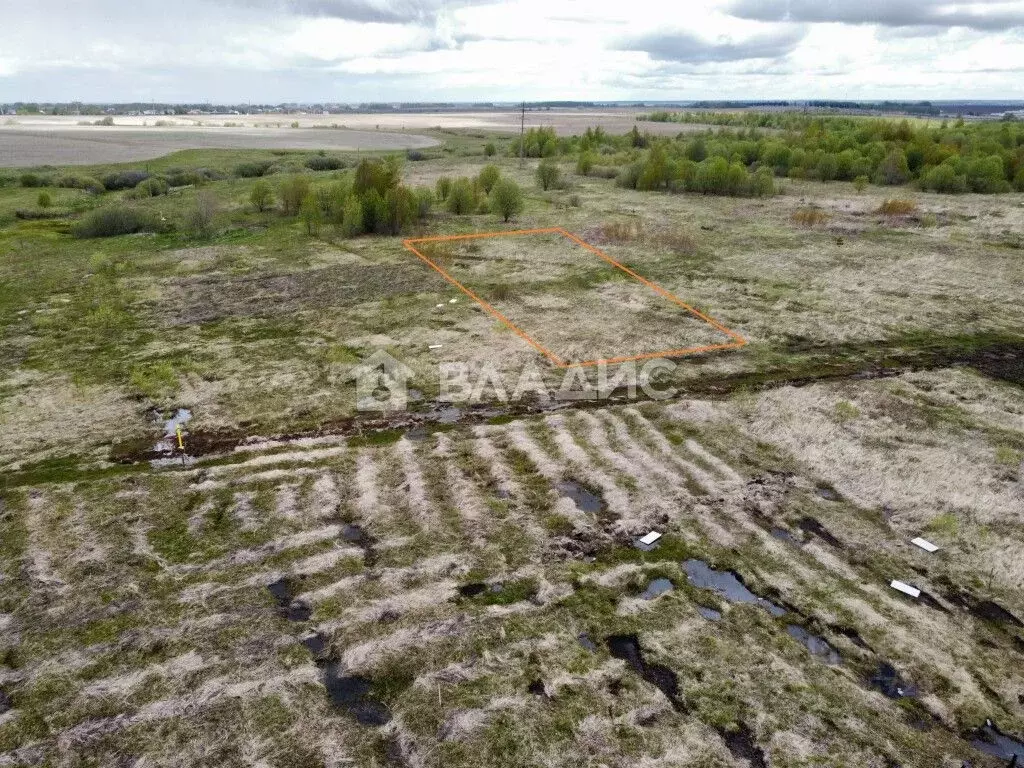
[155,261,449,325]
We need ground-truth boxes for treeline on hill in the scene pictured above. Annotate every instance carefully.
[632,113,1024,193]
[510,125,775,197]
[10,153,528,239]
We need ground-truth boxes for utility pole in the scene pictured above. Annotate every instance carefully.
[519,101,525,168]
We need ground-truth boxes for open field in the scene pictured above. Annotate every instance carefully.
[0,110,698,166]
[0,125,1023,766]
[0,126,438,167]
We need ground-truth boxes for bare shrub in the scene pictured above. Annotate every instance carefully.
[791,207,830,227]
[877,198,918,216]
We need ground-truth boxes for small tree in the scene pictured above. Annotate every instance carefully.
[280,174,311,216]
[478,164,500,194]
[414,188,433,219]
[435,176,453,201]
[446,178,476,215]
[249,180,274,212]
[536,159,560,191]
[576,152,595,176]
[299,193,322,236]
[484,142,497,157]
[37,191,52,208]
[340,195,363,237]
[489,179,524,222]
[853,175,869,193]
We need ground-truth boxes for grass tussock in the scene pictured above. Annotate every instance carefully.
[790,207,830,227]
[593,220,696,255]
[877,198,918,216]
[71,206,168,238]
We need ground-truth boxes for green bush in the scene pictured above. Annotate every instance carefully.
[280,175,312,216]
[129,177,169,198]
[37,192,52,208]
[478,165,500,194]
[406,149,427,161]
[19,173,45,188]
[921,164,967,193]
[484,142,497,157]
[72,206,167,238]
[536,159,560,191]
[340,195,364,237]
[299,193,323,235]
[576,152,595,176]
[354,156,401,197]
[415,188,433,219]
[234,160,275,178]
[102,170,150,191]
[305,155,344,171]
[446,178,476,215]
[489,179,524,222]
[615,162,642,190]
[250,180,274,212]
[874,149,910,185]
[435,176,453,201]
[55,174,103,193]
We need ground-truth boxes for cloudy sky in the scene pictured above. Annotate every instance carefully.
[2,0,1024,102]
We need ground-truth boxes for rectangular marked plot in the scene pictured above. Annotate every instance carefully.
[405,229,742,367]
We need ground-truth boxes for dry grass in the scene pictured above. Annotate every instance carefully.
[790,206,830,227]
[877,198,919,216]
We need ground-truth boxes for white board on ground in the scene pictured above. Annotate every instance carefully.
[891,580,921,598]
[911,537,939,553]
[638,531,662,546]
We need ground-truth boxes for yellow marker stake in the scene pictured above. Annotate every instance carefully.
[176,424,184,450]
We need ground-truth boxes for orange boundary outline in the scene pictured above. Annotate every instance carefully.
[402,227,746,368]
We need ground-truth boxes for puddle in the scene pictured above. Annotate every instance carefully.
[971,600,1023,627]
[770,527,798,544]
[555,480,603,513]
[786,625,842,665]
[970,721,1024,761]
[797,517,845,549]
[639,578,673,601]
[341,522,377,566]
[457,583,488,598]
[869,662,918,699]
[321,663,392,726]
[606,634,684,711]
[815,484,841,501]
[434,406,463,424]
[301,632,329,659]
[830,624,872,651]
[267,578,312,622]
[683,560,786,617]
[406,425,431,442]
[717,723,768,768]
[697,606,722,621]
[527,679,546,697]
[341,524,368,545]
[578,632,598,652]
[153,408,192,453]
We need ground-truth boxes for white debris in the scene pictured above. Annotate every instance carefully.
[890,580,921,599]
[911,537,939,553]
[638,531,662,546]
[449,298,458,304]
[428,344,443,350]
[435,303,444,308]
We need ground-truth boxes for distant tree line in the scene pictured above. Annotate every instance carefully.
[569,114,1024,194]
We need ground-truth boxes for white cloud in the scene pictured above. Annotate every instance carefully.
[1,0,1023,100]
